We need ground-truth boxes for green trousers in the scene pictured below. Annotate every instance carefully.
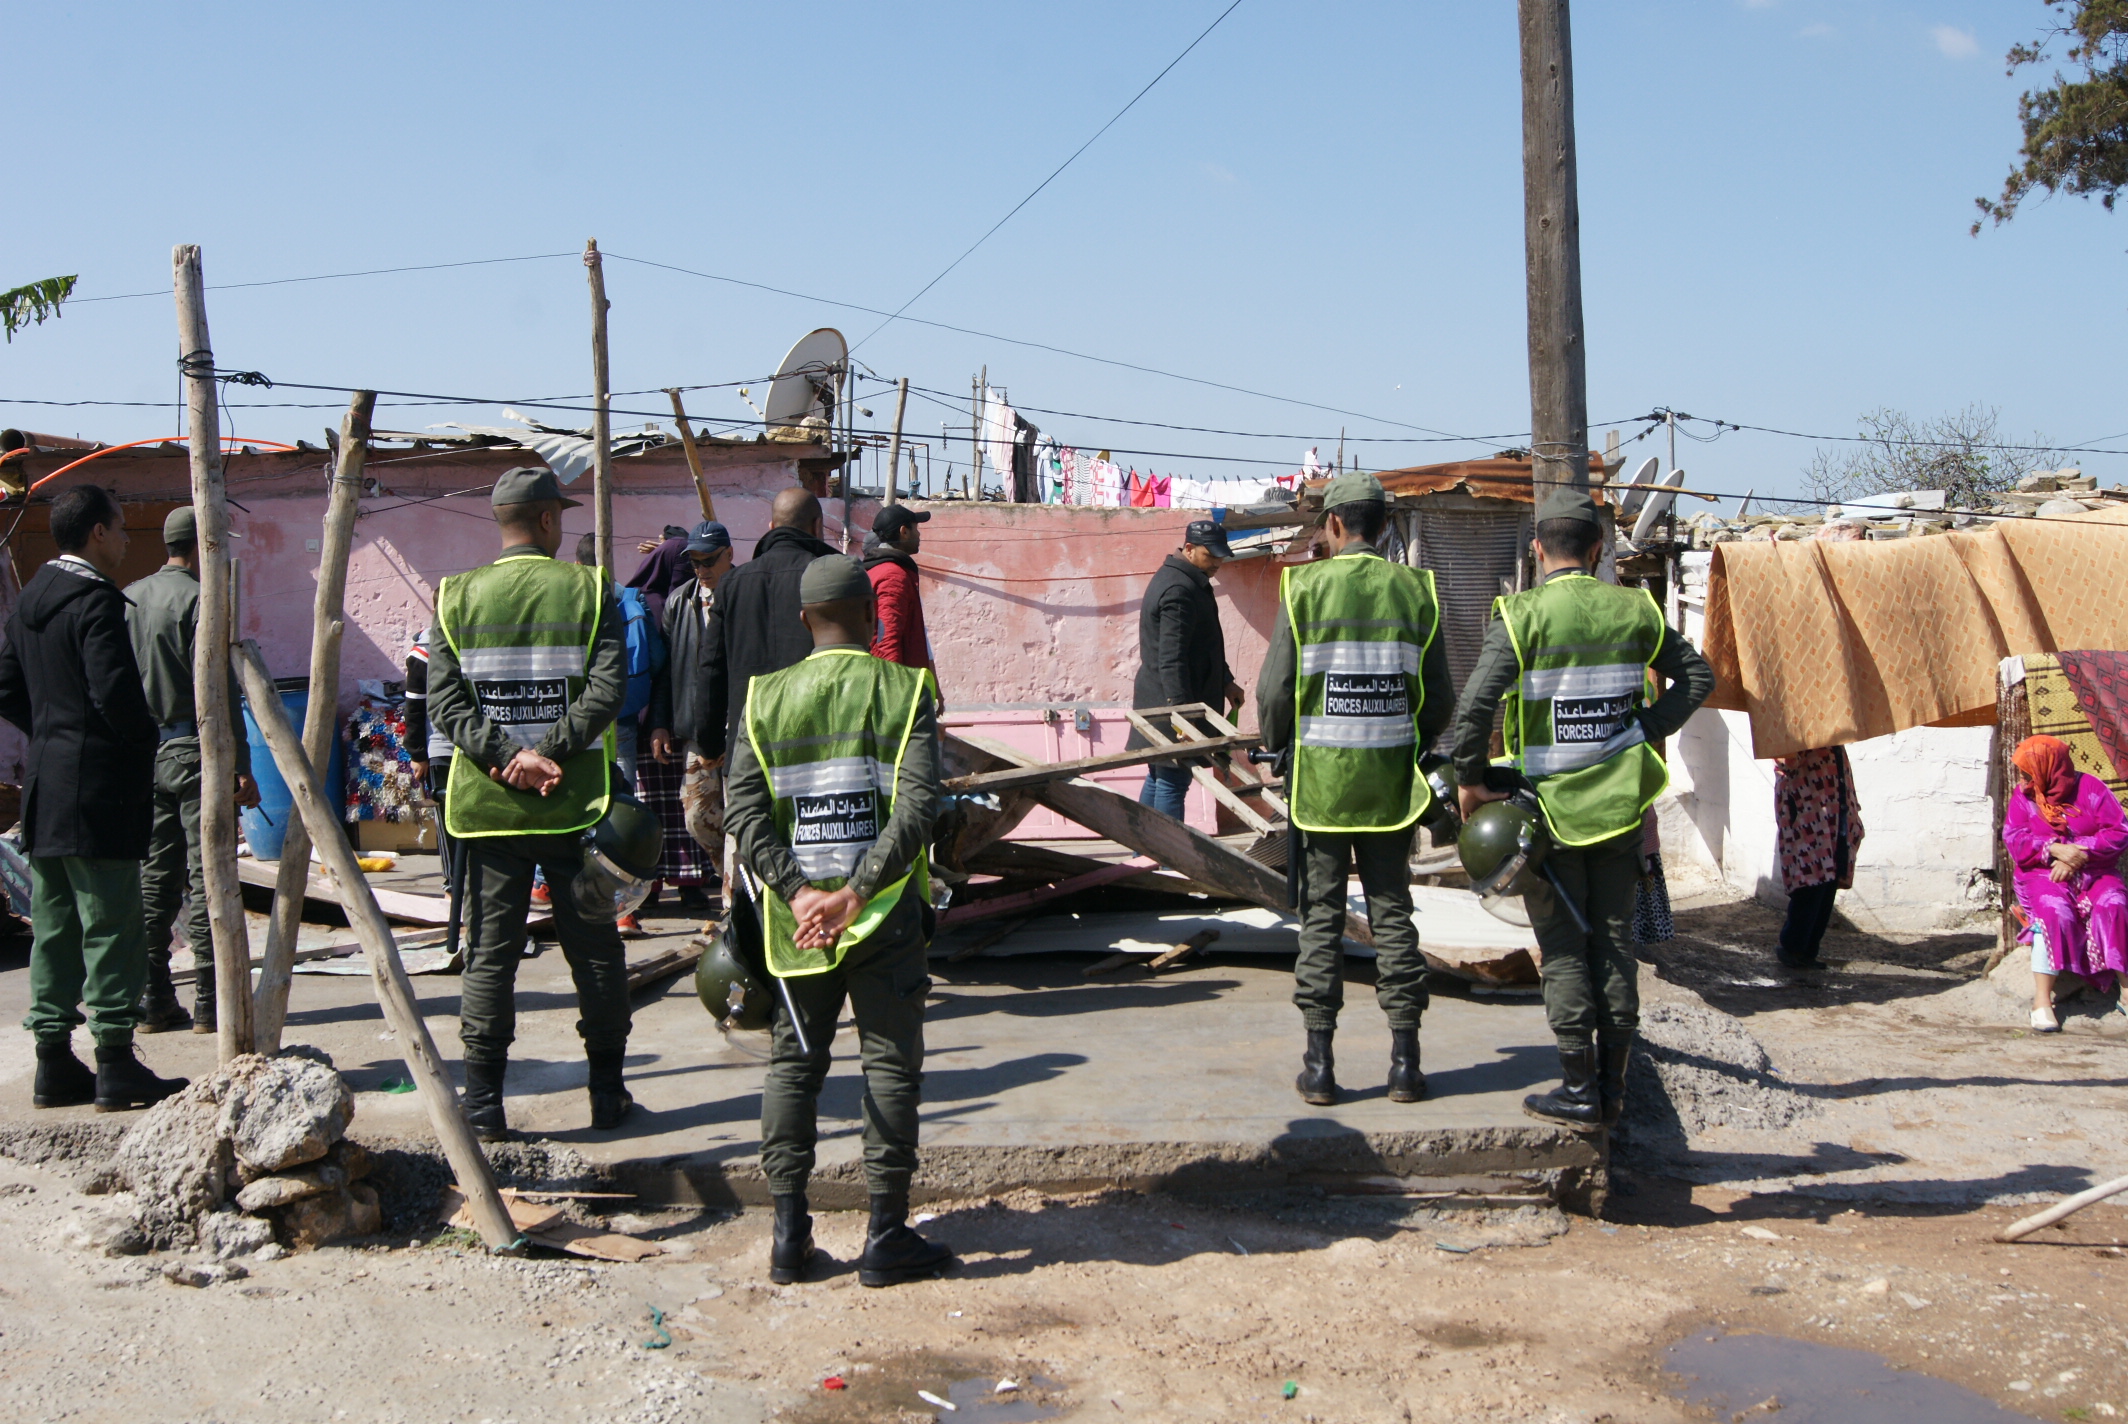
[25,856,146,1046]
[760,892,928,1197]
[1293,827,1427,1032]
[457,833,631,1064]
[1522,825,1643,1047]
[141,740,211,1003]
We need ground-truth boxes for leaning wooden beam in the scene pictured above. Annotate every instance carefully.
[1997,1172,2128,1243]
[173,244,254,1060]
[939,858,1155,927]
[942,733,1258,796]
[254,389,373,1051]
[233,638,519,1252]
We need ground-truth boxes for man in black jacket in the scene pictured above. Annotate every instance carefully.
[1130,520,1244,818]
[0,485,187,1112]
[646,519,733,913]
[699,489,835,759]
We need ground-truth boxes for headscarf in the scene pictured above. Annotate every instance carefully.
[2013,734,2080,834]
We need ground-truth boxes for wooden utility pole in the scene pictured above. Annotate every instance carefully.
[882,377,909,507]
[253,390,373,1050]
[173,245,253,1060]
[584,240,613,572]
[233,642,519,1251]
[970,369,986,498]
[1519,0,1590,503]
[663,389,716,521]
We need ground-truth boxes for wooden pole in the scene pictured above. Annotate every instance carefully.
[253,390,373,1050]
[663,389,716,521]
[883,377,909,508]
[971,371,985,498]
[1518,0,1590,505]
[1998,1172,2128,1242]
[173,245,254,1060]
[233,640,520,1251]
[584,239,613,572]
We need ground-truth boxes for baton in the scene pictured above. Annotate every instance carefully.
[735,863,813,1058]
[1539,862,1593,936]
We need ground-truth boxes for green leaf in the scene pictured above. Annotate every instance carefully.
[0,275,79,342]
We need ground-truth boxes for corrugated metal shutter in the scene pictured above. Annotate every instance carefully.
[1402,508,1528,748]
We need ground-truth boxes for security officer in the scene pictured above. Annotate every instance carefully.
[426,467,633,1139]
[1258,472,1452,1106]
[723,554,952,1288]
[1452,479,1713,1128]
[126,506,259,1034]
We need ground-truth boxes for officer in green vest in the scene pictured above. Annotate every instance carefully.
[722,553,953,1288]
[426,467,634,1140]
[1258,472,1453,1106]
[1451,478,1713,1128]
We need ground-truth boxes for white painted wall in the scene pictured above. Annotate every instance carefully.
[1660,554,1996,931]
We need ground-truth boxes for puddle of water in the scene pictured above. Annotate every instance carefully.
[938,1373,1065,1421]
[1665,1330,2043,1423]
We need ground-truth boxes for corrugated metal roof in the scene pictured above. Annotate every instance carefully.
[1302,454,1612,507]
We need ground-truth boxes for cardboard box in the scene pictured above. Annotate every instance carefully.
[356,812,436,854]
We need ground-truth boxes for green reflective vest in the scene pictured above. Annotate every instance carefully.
[745,647,935,978]
[1280,550,1441,833]
[435,552,613,838]
[1496,572,1669,847]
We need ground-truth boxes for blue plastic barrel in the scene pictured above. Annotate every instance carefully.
[240,678,346,862]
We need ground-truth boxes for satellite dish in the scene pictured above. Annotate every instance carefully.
[1615,456,1660,521]
[1631,466,1688,544]
[761,328,847,429]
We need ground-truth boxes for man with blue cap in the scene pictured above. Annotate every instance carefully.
[1129,519,1244,817]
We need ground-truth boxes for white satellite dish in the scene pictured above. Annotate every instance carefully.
[1631,466,1689,544]
[1614,456,1661,522]
[761,328,847,429]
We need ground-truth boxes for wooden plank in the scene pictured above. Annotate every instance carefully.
[625,939,706,995]
[235,857,481,927]
[172,928,451,986]
[962,840,1217,898]
[941,732,1257,796]
[938,858,1154,927]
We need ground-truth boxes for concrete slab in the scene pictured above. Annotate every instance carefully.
[0,905,1599,1213]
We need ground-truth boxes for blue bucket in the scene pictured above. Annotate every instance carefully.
[240,678,346,862]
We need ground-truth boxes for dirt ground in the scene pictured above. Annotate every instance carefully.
[4,883,2126,1424]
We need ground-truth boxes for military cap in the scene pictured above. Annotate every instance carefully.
[490,465,581,510]
[163,506,197,545]
[799,553,872,606]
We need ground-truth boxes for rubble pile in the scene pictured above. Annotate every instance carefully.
[1657,469,2125,550]
[111,1050,378,1256]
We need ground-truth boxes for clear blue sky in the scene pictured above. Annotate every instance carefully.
[5,1,2120,501]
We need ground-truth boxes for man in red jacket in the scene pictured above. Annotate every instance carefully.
[862,506,935,686]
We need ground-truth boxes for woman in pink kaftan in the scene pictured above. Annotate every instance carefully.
[2004,735,2128,1032]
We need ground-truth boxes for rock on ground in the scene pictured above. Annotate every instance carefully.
[218,1054,354,1172]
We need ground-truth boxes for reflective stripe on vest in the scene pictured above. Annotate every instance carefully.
[745,647,935,978]
[1280,552,1440,833]
[1496,573,1669,847]
[436,553,612,838]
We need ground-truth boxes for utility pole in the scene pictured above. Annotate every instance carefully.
[584,240,613,572]
[172,245,254,1060]
[1519,0,1589,506]
[972,366,987,498]
[883,377,909,507]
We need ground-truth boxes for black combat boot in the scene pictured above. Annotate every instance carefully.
[1597,1032,1633,1128]
[858,1192,954,1288]
[92,1043,188,1113]
[1386,1027,1426,1103]
[462,1058,510,1142]
[32,1039,97,1109]
[137,956,191,1034]
[586,1050,634,1131]
[1295,1028,1337,1105]
[768,1192,816,1284]
[1522,1044,1602,1128]
[190,982,217,1036]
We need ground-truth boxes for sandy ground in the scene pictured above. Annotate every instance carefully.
[3,881,2126,1424]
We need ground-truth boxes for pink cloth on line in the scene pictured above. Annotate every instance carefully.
[2005,771,2128,986]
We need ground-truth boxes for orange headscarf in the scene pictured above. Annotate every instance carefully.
[2013,735,2080,834]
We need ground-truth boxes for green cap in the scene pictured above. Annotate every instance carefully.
[163,506,197,545]
[490,465,582,510]
[1319,470,1386,511]
[1535,460,1602,527]
[799,553,872,606]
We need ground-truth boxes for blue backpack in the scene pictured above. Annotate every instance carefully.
[616,587,664,721]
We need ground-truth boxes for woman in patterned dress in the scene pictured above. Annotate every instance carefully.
[1773,747,1864,968]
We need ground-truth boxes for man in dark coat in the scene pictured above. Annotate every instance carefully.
[645,519,734,913]
[699,489,835,760]
[0,485,186,1111]
[1130,520,1244,818]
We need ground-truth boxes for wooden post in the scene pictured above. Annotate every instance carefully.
[971,370,986,497]
[173,245,254,1060]
[233,639,520,1250]
[1519,0,1590,504]
[663,389,716,521]
[883,377,909,508]
[584,240,613,572]
[253,390,373,1050]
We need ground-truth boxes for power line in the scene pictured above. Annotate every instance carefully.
[65,253,578,305]
[849,0,1244,356]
